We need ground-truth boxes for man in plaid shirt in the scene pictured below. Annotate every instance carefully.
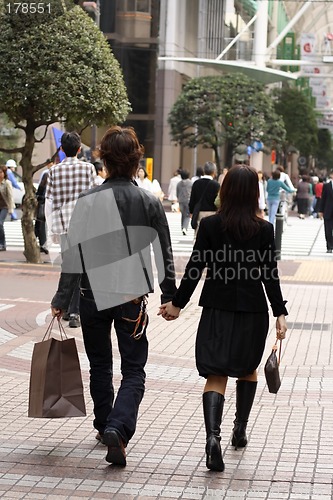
[45,131,98,327]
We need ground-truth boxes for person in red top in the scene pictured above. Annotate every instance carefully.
[313,177,324,218]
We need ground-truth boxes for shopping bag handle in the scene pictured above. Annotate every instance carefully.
[42,316,68,341]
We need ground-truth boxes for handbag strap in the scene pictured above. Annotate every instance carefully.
[272,338,282,365]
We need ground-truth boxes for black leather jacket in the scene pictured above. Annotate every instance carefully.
[51,178,177,310]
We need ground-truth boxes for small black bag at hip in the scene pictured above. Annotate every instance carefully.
[264,340,282,394]
[36,201,45,221]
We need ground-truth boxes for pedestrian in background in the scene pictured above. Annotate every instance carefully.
[151,178,165,202]
[313,176,324,218]
[34,171,49,254]
[176,169,192,235]
[266,170,294,224]
[257,170,266,219]
[296,175,313,219]
[135,166,153,192]
[51,126,176,466]
[318,170,333,252]
[159,165,288,472]
[93,160,107,185]
[218,167,228,185]
[5,159,21,221]
[189,161,220,234]
[0,165,15,251]
[45,131,98,328]
[191,166,204,183]
[167,169,181,212]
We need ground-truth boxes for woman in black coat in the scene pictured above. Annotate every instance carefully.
[35,171,49,254]
[159,165,288,472]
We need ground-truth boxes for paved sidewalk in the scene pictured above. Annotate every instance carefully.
[0,254,332,499]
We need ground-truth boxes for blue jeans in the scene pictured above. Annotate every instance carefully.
[10,208,17,221]
[267,199,280,225]
[79,291,148,444]
[0,208,8,248]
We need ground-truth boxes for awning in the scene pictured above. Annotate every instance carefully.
[158,57,298,85]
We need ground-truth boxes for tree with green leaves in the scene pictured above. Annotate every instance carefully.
[0,0,130,263]
[168,73,286,169]
[0,114,20,165]
[315,128,333,170]
[272,87,318,160]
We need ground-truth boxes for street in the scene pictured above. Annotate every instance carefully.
[0,211,332,498]
[3,210,331,259]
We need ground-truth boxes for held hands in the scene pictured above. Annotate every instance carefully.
[276,315,287,340]
[158,302,181,321]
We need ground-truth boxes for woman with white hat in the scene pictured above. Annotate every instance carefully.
[0,165,15,250]
[5,159,21,221]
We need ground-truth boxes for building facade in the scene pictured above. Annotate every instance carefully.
[99,0,232,188]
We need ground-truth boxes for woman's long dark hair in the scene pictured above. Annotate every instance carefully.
[218,164,262,240]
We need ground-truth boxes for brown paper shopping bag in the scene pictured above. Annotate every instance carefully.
[28,317,86,418]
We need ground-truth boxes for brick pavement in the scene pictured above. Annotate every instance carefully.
[0,252,332,499]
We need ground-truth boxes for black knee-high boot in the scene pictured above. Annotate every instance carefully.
[203,391,225,471]
[231,380,257,450]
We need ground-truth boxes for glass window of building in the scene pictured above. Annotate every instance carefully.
[117,0,150,12]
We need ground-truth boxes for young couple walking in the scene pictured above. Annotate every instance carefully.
[51,126,287,471]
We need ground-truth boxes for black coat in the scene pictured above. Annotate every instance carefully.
[318,181,333,219]
[172,214,288,317]
[189,178,220,213]
[52,178,177,310]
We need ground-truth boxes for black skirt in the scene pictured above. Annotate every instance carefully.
[195,308,269,378]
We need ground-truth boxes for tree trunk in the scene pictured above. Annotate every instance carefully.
[20,123,40,263]
[213,146,221,171]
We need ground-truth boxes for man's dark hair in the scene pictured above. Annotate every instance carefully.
[100,126,144,180]
[272,170,281,180]
[180,169,190,180]
[195,166,204,177]
[204,161,217,176]
[93,160,103,175]
[61,132,81,157]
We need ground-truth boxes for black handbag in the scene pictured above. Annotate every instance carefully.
[36,201,45,221]
[191,203,201,230]
[264,339,282,394]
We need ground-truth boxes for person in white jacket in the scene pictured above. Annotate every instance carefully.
[167,170,181,212]
[135,167,153,192]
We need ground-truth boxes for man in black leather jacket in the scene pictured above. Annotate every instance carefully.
[51,126,177,466]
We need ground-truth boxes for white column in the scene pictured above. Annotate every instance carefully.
[164,0,178,70]
[253,0,269,67]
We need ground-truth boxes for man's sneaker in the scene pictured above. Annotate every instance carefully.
[104,430,126,466]
[69,314,81,328]
[182,228,187,236]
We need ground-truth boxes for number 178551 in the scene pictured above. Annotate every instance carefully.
[6,3,51,14]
